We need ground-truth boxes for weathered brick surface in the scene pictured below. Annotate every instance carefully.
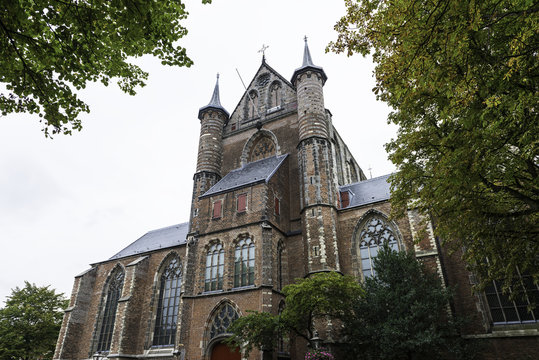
[55,54,537,360]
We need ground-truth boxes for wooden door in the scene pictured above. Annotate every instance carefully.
[210,342,241,360]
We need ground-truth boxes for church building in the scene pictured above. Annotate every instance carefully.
[54,40,538,360]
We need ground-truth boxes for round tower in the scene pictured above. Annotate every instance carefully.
[292,38,340,273]
[292,37,328,141]
[189,75,229,231]
[196,74,229,175]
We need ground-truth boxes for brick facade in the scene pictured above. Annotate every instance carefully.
[54,45,538,360]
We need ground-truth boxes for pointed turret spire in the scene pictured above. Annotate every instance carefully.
[198,73,229,120]
[302,36,314,67]
[291,36,327,85]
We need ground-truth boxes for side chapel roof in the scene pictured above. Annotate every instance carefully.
[108,222,189,260]
[339,174,392,209]
[201,154,288,198]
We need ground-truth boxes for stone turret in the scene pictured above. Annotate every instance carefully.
[293,39,340,273]
[196,74,229,175]
[190,75,229,231]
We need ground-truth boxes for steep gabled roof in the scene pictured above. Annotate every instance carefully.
[339,174,392,209]
[229,59,295,119]
[201,154,288,198]
[108,222,189,260]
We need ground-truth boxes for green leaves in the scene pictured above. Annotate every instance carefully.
[0,0,199,136]
[0,281,68,360]
[330,0,538,293]
[343,246,473,360]
[226,272,363,356]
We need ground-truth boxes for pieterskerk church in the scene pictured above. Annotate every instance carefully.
[54,40,538,360]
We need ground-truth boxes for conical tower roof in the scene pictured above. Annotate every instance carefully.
[291,37,327,85]
[198,74,230,120]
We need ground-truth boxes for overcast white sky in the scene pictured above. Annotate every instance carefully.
[0,0,397,303]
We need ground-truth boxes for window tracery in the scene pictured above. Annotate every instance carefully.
[96,266,124,353]
[209,303,239,339]
[249,136,276,162]
[359,215,399,278]
[234,238,255,287]
[152,255,182,346]
[205,243,224,291]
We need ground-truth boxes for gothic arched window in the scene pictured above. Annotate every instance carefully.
[209,303,239,340]
[359,215,399,278]
[277,301,289,356]
[96,266,124,353]
[247,90,259,119]
[277,241,284,290]
[234,238,255,287]
[152,255,182,347]
[205,243,224,291]
[269,81,282,108]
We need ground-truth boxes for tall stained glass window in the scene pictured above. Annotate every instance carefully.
[205,243,224,291]
[152,256,182,346]
[96,267,124,353]
[234,238,255,287]
[359,215,399,278]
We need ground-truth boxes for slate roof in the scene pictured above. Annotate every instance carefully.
[339,174,392,209]
[292,38,327,85]
[201,154,288,198]
[108,222,189,260]
[198,74,229,119]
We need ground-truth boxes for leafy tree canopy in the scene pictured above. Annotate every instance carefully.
[226,272,363,357]
[343,246,473,360]
[329,0,538,292]
[1,0,211,136]
[0,281,68,360]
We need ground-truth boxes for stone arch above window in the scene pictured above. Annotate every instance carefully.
[268,80,282,109]
[152,253,182,347]
[94,264,125,354]
[241,130,280,166]
[352,210,402,279]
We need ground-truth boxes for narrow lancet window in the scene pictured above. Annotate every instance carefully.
[205,243,224,291]
[96,267,124,353]
[234,238,255,287]
[152,255,182,346]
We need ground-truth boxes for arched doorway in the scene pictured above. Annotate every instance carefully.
[210,341,240,360]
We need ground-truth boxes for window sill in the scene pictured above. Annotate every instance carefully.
[232,285,255,291]
[202,289,223,295]
[464,323,538,338]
